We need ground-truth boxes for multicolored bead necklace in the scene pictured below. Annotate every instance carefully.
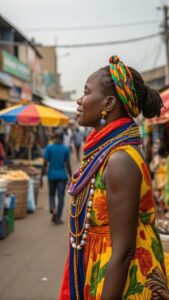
[69,176,95,250]
[68,122,141,251]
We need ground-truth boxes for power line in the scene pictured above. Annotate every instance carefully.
[0,33,160,49]
[56,33,160,49]
[24,20,160,32]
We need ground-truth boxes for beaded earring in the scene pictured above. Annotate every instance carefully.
[100,110,107,126]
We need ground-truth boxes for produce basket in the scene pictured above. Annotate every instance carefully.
[7,179,28,219]
[0,171,29,219]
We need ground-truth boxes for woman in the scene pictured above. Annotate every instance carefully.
[59,55,169,300]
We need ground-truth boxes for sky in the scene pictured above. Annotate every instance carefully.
[0,0,169,98]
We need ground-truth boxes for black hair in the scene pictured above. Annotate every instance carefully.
[100,65,163,119]
[54,127,64,142]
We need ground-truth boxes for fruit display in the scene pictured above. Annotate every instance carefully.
[0,170,29,181]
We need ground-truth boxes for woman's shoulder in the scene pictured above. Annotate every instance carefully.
[101,145,146,185]
[107,146,142,175]
[103,145,144,168]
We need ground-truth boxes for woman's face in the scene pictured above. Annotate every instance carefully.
[76,71,106,128]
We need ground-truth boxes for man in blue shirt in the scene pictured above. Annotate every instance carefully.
[40,128,72,224]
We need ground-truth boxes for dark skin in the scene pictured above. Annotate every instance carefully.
[77,70,142,300]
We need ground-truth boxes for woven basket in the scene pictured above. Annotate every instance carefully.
[7,179,29,219]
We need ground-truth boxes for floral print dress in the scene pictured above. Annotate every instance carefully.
[83,145,169,300]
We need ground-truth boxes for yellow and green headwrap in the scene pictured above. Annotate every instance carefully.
[109,55,140,118]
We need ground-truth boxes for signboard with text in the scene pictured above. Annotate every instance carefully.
[2,51,31,82]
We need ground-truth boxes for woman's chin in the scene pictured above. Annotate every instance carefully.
[77,115,85,126]
[76,115,93,127]
[77,119,85,126]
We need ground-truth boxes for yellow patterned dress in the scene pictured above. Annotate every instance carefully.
[83,145,169,300]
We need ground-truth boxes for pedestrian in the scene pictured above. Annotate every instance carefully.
[63,126,73,152]
[73,127,83,161]
[40,128,72,224]
[82,127,90,143]
[59,55,169,299]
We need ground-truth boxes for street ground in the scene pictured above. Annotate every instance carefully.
[0,150,80,300]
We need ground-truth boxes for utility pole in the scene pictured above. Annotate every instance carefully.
[160,5,169,85]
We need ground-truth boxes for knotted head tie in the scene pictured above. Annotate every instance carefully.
[109,55,140,118]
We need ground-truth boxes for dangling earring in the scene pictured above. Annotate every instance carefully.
[99,111,107,126]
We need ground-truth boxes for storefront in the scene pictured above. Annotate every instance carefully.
[0,50,32,103]
[0,71,14,102]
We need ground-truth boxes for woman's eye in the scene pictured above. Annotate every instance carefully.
[84,90,89,95]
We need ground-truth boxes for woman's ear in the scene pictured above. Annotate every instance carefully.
[105,96,117,112]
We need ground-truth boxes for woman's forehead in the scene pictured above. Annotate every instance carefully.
[85,69,102,88]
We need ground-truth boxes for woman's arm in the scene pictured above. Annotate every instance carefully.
[101,150,142,300]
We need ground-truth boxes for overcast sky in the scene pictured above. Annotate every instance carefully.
[0,0,169,97]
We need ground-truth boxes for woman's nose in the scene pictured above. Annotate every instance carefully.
[77,96,83,105]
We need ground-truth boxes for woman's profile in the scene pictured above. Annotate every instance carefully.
[59,55,169,300]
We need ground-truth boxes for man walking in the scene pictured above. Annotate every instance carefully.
[40,128,72,224]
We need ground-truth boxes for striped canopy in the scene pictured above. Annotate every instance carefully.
[0,103,69,127]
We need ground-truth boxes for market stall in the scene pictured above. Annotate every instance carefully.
[143,88,169,239]
[0,103,69,224]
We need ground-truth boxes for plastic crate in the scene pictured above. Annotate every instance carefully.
[0,216,8,239]
[5,195,15,234]
[7,209,14,234]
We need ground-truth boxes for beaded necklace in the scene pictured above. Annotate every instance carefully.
[68,118,142,300]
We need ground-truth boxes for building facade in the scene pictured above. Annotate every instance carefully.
[0,14,43,104]
[37,46,62,98]
[141,66,166,91]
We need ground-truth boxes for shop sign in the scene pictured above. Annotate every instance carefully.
[2,51,31,82]
[0,72,14,88]
[43,72,56,87]
[43,72,56,96]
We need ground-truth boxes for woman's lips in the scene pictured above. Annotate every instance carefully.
[76,109,83,116]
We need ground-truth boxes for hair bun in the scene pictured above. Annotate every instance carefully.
[141,87,163,118]
[109,55,119,64]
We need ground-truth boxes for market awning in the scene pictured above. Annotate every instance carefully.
[42,96,77,113]
[0,103,69,126]
[146,88,169,125]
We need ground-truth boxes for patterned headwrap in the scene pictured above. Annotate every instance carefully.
[109,55,140,118]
